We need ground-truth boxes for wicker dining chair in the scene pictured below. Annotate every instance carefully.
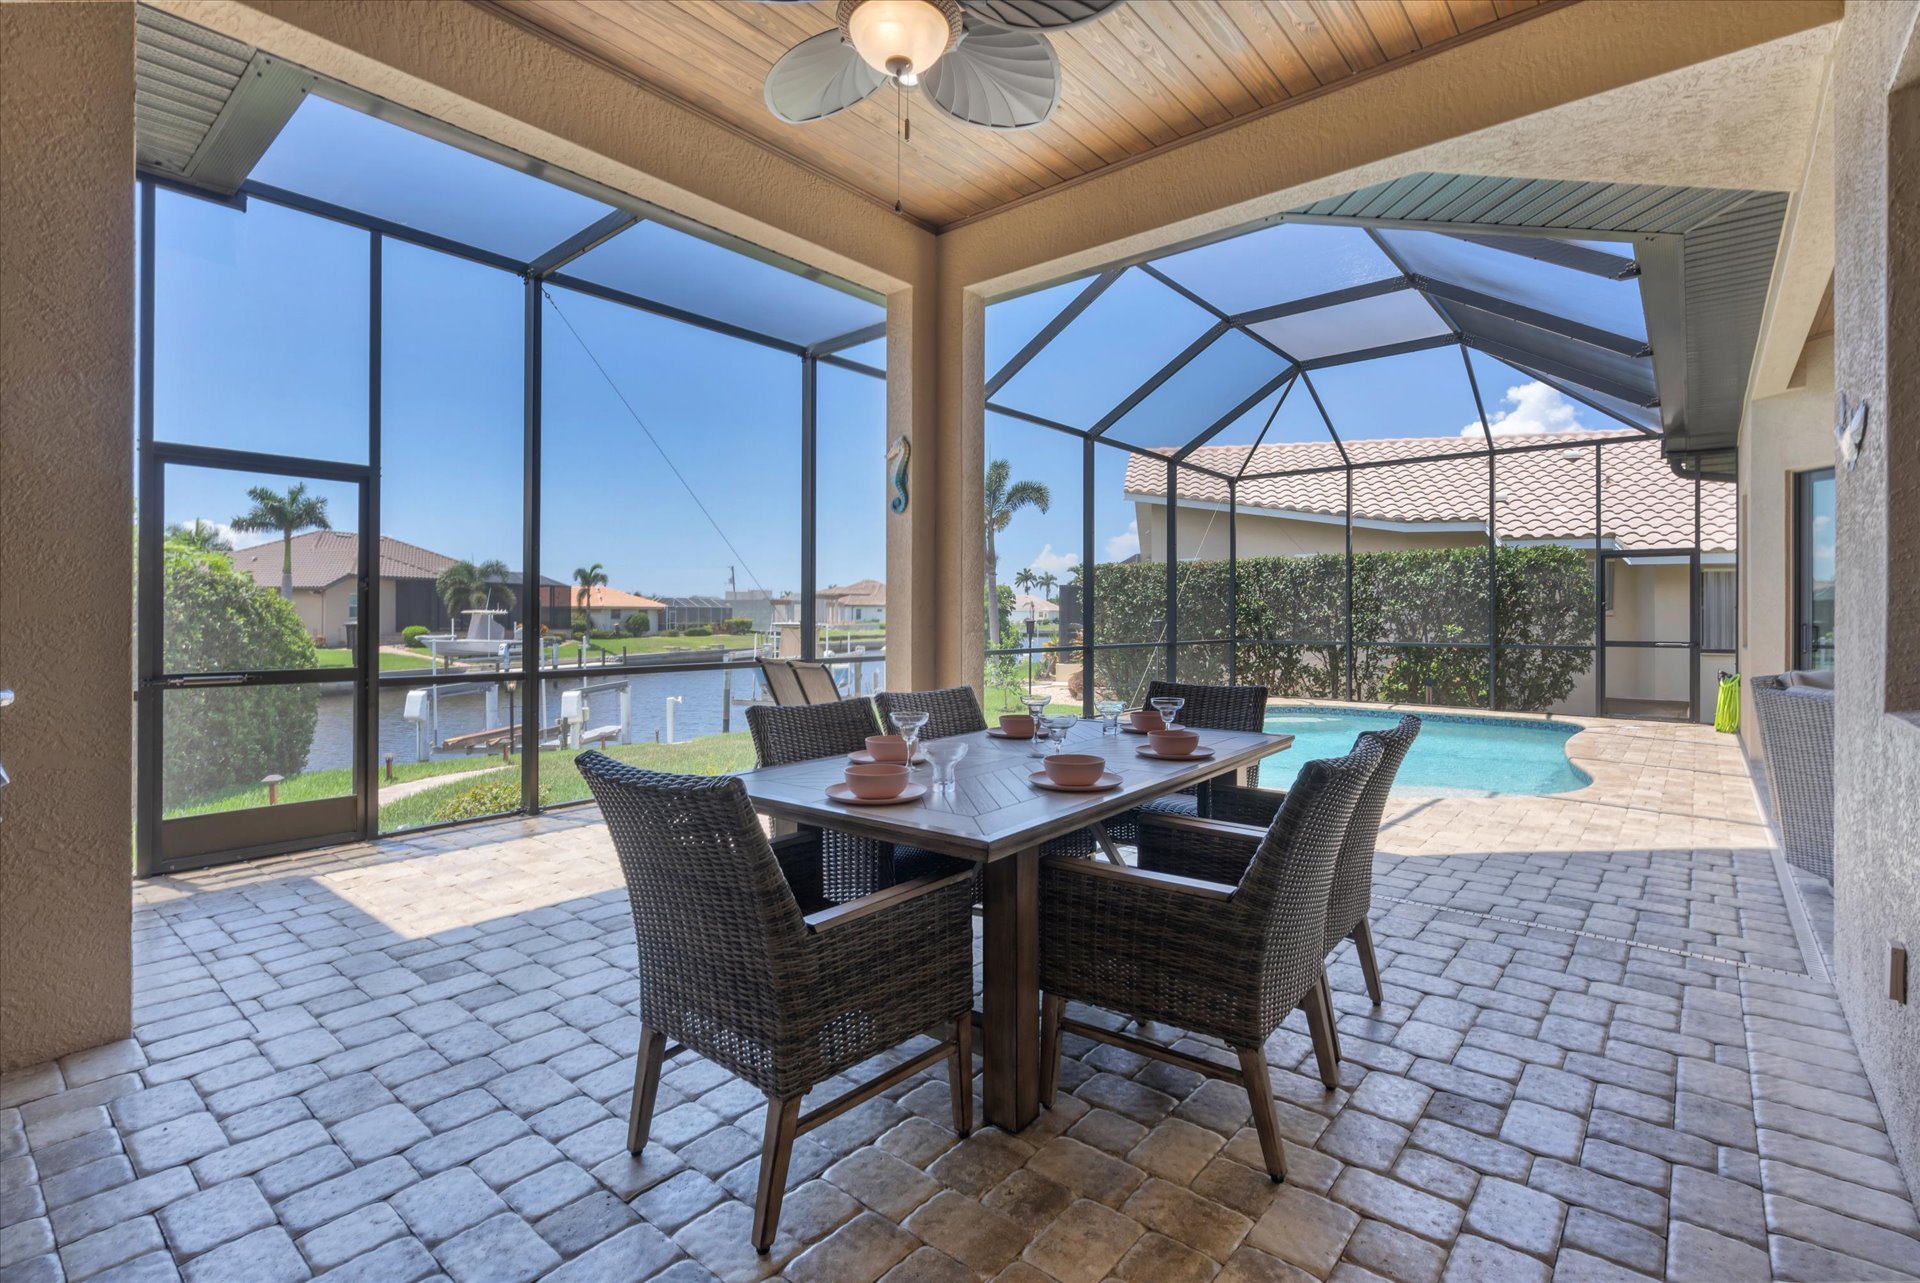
[875,686,989,740]
[1139,714,1421,1009]
[791,661,843,705]
[1130,680,1270,826]
[744,701,964,889]
[758,659,807,708]
[1038,737,1385,1181]
[574,754,976,1253]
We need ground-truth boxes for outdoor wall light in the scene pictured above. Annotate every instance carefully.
[840,0,963,85]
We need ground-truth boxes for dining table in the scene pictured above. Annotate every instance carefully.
[735,717,1296,1132]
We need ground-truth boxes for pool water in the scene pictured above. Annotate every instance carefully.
[1256,706,1592,797]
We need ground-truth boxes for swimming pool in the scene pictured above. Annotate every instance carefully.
[1255,706,1592,797]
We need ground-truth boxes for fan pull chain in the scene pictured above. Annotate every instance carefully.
[893,79,905,216]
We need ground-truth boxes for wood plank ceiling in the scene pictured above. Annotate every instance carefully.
[483,0,1561,228]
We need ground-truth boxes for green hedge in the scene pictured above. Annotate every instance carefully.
[161,547,320,808]
[1085,545,1593,711]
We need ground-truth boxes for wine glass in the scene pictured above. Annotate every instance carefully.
[889,710,930,765]
[1150,696,1185,730]
[923,740,967,794]
[1096,699,1125,736]
[1021,695,1049,723]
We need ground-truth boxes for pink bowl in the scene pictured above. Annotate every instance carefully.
[1129,708,1167,731]
[865,735,911,763]
[1148,729,1200,757]
[844,763,909,799]
[998,714,1035,738]
[1043,754,1107,788]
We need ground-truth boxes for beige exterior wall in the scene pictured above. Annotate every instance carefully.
[0,2,135,1068]
[1737,335,1838,753]
[1828,0,1920,1186]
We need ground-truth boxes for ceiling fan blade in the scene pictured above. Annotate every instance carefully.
[959,0,1123,31]
[921,22,1059,130]
[765,29,885,124]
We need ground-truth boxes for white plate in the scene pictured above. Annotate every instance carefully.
[826,783,928,806]
[1028,770,1123,793]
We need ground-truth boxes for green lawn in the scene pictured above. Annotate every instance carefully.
[164,731,758,832]
[550,635,744,662]
[315,647,435,672]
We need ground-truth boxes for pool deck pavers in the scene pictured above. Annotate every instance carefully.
[3,715,1915,1282]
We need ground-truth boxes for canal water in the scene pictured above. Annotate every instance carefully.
[305,656,889,770]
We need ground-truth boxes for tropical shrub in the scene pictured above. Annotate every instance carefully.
[401,625,431,649]
[720,617,754,635]
[1085,545,1592,712]
[161,547,320,807]
[622,612,651,636]
[684,625,713,637]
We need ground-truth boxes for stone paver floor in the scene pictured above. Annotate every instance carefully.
[4,718,1917,1282]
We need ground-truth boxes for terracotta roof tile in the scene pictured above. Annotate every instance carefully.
[228,532,459,591]
[1123,431,1733,552]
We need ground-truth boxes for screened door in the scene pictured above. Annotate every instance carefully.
[138,453,372,873]
[1596,548,1699,722]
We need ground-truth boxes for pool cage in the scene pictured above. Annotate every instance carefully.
[981,217,1738,725]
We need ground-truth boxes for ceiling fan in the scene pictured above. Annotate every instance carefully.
[764,0,1124,131]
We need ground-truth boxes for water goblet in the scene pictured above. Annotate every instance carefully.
[889,710,931,767]
[1150,696,1185,730]
[923,739,967,794]
[1096,699,1125,736]
[1021,696,1050,724]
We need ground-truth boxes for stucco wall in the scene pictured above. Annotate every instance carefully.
[0,3,135,1068]
[1738,335,1837,753]
[1830,0,1920,1188]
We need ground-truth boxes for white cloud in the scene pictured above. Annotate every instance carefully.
[174,518,257,549]
[1459,380,1591,437]
[1027,544,1079,579]
[1104,520,1140,561]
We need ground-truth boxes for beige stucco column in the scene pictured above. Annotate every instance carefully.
[0,2,137,1069]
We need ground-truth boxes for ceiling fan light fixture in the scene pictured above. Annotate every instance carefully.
[838,0,962,84]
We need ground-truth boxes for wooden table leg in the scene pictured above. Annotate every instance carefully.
[981,846,1040,1131]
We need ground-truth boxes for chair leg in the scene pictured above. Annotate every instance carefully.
[626,1023,668,1154]
[1318,972,1343,1063]
[1235,1046,1287,1183]
[1302,982,1340,1090]
[1352,918,1384,1006]
[751,1095,802,1254]
[949,1014,973,1138]
[1039,994,1065,1108]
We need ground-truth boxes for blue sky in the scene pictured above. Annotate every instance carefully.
[151,95,1636,605]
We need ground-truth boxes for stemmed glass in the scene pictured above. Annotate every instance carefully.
[1096,699,1125,736]
[889,710,930,768]
[1045,712,1079,754]
[923,740,967,794]
[1150,695,1185,730]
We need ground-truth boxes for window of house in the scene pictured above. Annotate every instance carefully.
[1794,468,1836,670]
[1700,568,1736,651]
[1602,559,1616,614]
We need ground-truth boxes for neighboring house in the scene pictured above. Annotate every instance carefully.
[1124,430,1737,718]
[228,532,457,647]
[572,586,666,633]
[725,589,800,632]
[1011,592,1059,623]
[817,579,886,625]
[657,595,732,631]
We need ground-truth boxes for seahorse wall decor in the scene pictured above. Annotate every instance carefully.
[887,434,910,514]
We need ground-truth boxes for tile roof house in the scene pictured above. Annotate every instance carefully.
[817,579,886,624]
[1123,431,1736,555]
[571,585,667,633]
[228,532,462,647]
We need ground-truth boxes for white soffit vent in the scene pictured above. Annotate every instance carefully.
[135,6,313,195]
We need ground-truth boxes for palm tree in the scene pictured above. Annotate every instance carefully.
[231,484,330,598]
[165,519,232,553]
[985,459,1049,644]
[436,559,516,625]
[573,563,608,634]
[1014,567,1037,599]
[1036,569,1058,601]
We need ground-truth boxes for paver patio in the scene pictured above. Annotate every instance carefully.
[3,718,1915,1283]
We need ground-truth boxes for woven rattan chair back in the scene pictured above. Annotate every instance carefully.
[574,754,811,1096]
[1325,715,1420,953]
[1143,680,1269,731]
[1238,737,1384,1031]
[875,687,989,740]
[745,699,880,768]
[790,662,843,704]
[759,659,807,707]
